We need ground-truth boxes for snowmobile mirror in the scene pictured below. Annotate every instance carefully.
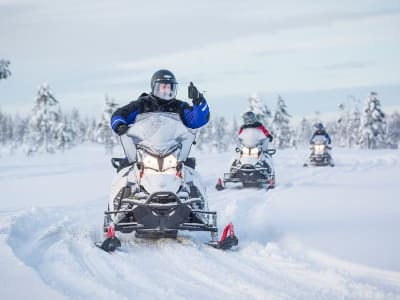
[266,149,276,156]
[111,158,122,169]
[235,147,240,153]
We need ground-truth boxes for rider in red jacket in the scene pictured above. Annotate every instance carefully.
[239,111,273,142]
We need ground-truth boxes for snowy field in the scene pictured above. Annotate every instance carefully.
[0,144,400,300]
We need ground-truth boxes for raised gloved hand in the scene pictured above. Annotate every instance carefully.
[268,135,273,142]
[116,124,129,136]
[188,82,205,105]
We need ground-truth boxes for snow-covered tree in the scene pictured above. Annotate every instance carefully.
[68,108,87,145]
[295,117,312,147]
[359,92,387,149]
[335,102,349,147]
[246,93,272,126]
[11,114,29,150]
[95,95,119,153]
[26,83,60,154]
[0,59,11,80]
[271,95,293,148]
[213,116,231,152]
[387,111,400,149]
[346,104,361,148]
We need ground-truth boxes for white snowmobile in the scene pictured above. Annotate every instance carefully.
[97,113,238,252]
[216,127,276,190]
[303,135,334,167]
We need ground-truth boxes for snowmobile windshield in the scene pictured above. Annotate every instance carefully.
[238,128,267,148]
[311,135,329,145]
[125,113,197,160]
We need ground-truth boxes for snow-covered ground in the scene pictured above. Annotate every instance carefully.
[1,144,400,299]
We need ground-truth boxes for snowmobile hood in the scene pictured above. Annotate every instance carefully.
[141,172,182,194]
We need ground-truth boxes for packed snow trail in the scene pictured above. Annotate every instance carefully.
[1,145,400,299]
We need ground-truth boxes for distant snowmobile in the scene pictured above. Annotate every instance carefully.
[97,113,238,252]
[303,135,334,167]
[216,127,276,190]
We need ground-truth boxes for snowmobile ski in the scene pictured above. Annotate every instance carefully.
[207,223,238,250]
[95,237,121,252]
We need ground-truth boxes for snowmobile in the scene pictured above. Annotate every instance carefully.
[97,113,238,252]
[216,127,276,190]
[303,135,334,167]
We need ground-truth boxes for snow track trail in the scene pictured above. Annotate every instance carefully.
[1,146,400,299]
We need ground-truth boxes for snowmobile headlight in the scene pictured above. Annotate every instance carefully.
[250,147,259,157]
[142,154,159,171]
[314,144,325,154]
[162,154,177,171]
[241,146,259,157]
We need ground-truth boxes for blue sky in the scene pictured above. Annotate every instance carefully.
[1,0,399,119]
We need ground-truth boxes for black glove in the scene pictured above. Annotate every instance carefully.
[188,82,204,105]
[268,135,273,142]
[176,161,183,171]
[116,124,129,136]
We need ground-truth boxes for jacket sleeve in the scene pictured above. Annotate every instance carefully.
[309,133,314,144]
[110,101,140,132]
[325,134,332,144]
[181,98,210,129]
[258,124,271,137]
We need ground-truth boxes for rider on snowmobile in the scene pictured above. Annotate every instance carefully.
[230,111,273,168]
[111,69,209,136]
[106,70,210,238]
[310,123,331,144]
[239,111,273,150]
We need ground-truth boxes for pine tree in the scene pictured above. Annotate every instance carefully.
[387,111,400,149]
[69,108,87,145]
[359,91,387,149]
[271,95,293,148]
[214,116,231,152]
[347,104,361,148]
[95,95,119,154]
[295,117,312,147]
[26,83,60,154]
[335,103,349,147]
[0,59,11,80]
[12,114,29,150]
[246,93,272,126]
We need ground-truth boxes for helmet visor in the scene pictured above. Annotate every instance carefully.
[243,112,256,125]
[152,82,178,100]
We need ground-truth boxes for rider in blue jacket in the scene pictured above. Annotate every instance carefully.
[310,123,331,144]
[110,69,210,135]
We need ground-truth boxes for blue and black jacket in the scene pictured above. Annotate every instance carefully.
[310,130,331,144]
[110,93,210,133]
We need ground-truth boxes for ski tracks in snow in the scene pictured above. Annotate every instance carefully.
[6,206,400,299]
[3,148,400,299]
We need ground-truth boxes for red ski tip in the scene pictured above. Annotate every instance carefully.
[216,178,224,191]
[219,222,235,244]
[214,222,238,250]
[106,225,116,239]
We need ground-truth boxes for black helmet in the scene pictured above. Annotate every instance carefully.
[150,69,178,101]
[242,111,257,125]
[313,122,324,131]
